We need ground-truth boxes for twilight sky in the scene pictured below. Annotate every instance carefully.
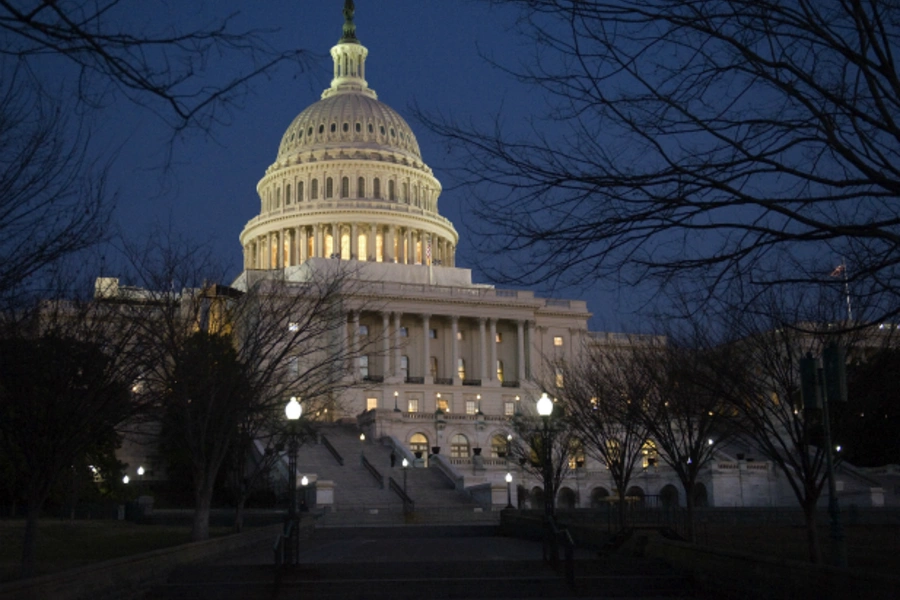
[93,1,646,332]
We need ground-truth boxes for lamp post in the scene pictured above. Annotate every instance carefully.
[285,396,302,564]
[505,472,514,509]
[536,392,558,566]
[402,457,409,494]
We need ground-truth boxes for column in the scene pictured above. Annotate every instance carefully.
[352,312,361,378]
[422,314,431,381]
[516,320,525,384]
[314,224,322,258]
[407,229,414,264]
[451,316,459,383]
[332,222,340,257]
[489,318,497,382]
[369,224,377,261]
[382,312,391,378]
[300,227,308,263]
[350,223,358,259]
[527,321,536,381]
[385,226,394,263]
[479,317,487,382]
[393,312,402,378]
[267,232,273,268]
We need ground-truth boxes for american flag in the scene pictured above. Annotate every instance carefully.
[830,263,845,277]
[426,239,432,263]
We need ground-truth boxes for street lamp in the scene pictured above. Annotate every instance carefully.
[393,390,401,412]
[284,396,302,564]
[536,392,558,566]
[505,472,514,509]
[402,457,409,494]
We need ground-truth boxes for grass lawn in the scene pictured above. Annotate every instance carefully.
[0,519,232,582]
[699,523,900,574]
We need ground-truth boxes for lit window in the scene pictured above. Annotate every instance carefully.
[497,360,504,382]
[555,368,564,388]
[407,398,419,413]
[495,332,502,343]
[457,358,466,380]
[457,331,464,341]
[289,322,300,332]
[428,329,437,339]
[399,326,408,337]
[504,401,514,416]
[410,433,428,455]
[358,324,368,336]
[366,397,378,411]
[429,357,438,379]
[466,400,476,415]
[401,356,409,379]
[437,396,449,412]
[450,434,469,458]
[553,336,564,347]
[359,356,369,378]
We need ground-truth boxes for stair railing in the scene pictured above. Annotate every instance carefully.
[388,476,415,514]
[320,434,345,466]
[361,454,384,489]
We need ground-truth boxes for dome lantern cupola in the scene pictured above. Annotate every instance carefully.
[323,0,373,100]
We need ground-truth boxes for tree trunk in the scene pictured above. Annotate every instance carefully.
[21,500,42,578]
[192,479,214,542]
[233,495,247,534]
[683,489,695,543]
[803,504,823,564]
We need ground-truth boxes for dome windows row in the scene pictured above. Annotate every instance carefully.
[262,175,437,212]
[281,119,416,155]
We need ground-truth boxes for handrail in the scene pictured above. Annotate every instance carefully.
[320,435,344,466]
[388,476,415,513]
[361,454,384,488]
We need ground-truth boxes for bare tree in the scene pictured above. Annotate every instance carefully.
[632,333,733,542]
[0,0,307,132]
[0,68,111,306]
[557,338,653,527]
[421,0,900,320]
[112,234,369,540]
[0,277,141,578]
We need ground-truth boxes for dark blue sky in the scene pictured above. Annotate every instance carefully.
[98,1,646,332]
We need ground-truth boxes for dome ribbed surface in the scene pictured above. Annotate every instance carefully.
[277,93,422,161]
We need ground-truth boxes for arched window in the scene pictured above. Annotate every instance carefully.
[297,181,304,202]
[490,434,510,458]
[388,180,396,201]
[410,433,429,455]
[276,187,281,208]
[402,182,409,203]
[311,179,319,200]
[357,177,365,198]
[330,123,336,133]
[373,178,381,199]
[326,177,334,199]
[641,440,658,468]
[341,177,349,198]
[450,434,470,458]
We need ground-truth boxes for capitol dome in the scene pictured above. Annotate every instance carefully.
[239,3,458,273]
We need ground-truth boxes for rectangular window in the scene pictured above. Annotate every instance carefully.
[366,397,378,411]
[555,367,564,388]
[553,336,564,347]
[504,401,515,416]
[399,326,408,337]
[359,355,369,378]
[401,355,409,379]
[407,398,419,413]
[358,324,369,336]
[465,400,476,415]
[495,332,502,343]
[457,331,464,341]
[437,397,449,412]
[428,328,437,339]
[429,356,438,379]
[457,358,466,380]
[496,360,504,383]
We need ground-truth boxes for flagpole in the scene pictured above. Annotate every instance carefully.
[832,258,852,322]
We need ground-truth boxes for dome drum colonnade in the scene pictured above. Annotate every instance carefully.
[239,2,457,271]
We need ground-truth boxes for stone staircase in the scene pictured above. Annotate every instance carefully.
[297,424,482,517]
